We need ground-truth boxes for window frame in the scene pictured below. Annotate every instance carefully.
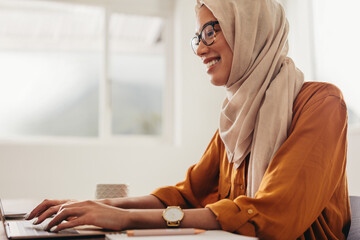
[0,0,176,144]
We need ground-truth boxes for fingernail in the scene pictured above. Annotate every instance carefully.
[24,213,30,220]
[50,226,57,232]
[32,218,38,225]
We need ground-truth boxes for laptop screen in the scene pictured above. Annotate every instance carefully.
[0,198,6,222]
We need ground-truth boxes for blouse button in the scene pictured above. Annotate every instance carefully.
[247,209,254,215]
[240,184,244,190]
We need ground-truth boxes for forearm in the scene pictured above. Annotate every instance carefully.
[128,207,221,230]
[100,195,166,209]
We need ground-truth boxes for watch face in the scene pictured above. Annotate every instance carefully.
[164,207,184,221]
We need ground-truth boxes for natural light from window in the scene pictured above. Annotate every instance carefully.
[0,0,167,138]
[313,0,360,126]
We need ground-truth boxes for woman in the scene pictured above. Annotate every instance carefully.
[26,0,351,239]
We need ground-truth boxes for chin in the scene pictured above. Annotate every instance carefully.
[210,77,227,86]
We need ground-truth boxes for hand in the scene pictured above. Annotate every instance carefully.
[44,200,130,232]
[26,199,77,223]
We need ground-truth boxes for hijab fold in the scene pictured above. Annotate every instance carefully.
[196,0,304,197]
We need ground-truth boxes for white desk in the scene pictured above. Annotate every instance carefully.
[106,231,257,239]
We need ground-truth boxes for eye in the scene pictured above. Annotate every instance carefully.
[202,26,214,40]
[206,30,214,38]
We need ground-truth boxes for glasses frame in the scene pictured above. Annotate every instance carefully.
[191,20,219,54]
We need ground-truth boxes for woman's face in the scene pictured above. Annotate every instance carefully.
[195,6,233,86]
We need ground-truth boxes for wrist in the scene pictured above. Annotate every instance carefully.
[97,198,113,206]
[126,209,141,229]
[162,206,184,227]
[126,209,167,229]
[121,209,133,230]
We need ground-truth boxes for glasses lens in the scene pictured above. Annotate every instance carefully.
[191,36,199,53]
[201,25,215,46]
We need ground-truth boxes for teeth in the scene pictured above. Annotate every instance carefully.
[206,59,219,68]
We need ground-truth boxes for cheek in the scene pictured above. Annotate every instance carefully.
[225,46,233,65]
[223,51,233,76]
[217,39,233,70]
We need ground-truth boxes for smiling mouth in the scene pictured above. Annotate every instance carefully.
[206,58,220,68]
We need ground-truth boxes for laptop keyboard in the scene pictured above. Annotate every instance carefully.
[8,218,78,236]
[8,219,52,236]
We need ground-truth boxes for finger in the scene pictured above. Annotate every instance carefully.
[45,208,84,231]
[66,216,78,221]
[49,218,84,232]
[58,202,78,212]
[26,199,62,220]
[33,205,61,225]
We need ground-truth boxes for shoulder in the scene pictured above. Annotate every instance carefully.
[290,82,347,133]
[288,81,348,140]
[293,81,346,113]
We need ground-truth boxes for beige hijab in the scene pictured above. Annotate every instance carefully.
[196,0,304,197]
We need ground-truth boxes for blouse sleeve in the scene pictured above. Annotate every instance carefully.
[206,91,348,238]
[151,130,223,208]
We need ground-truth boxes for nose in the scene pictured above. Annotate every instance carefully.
[196,40,209,57]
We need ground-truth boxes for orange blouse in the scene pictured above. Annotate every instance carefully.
[152,82,351,239]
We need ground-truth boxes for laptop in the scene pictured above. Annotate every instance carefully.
[0,198,106,239]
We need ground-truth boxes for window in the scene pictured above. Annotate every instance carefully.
[0,0,172,138]
[109,14,165,135]
[312,0,360,126]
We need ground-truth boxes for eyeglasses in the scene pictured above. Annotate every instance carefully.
[191,21,219,54]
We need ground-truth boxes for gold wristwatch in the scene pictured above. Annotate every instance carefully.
[162,206,184,227]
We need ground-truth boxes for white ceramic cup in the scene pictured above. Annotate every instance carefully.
[95,184,128,199]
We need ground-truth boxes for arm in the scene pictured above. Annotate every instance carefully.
[99,195,166,209]
[44,203,221,232]
[27,195,166,224]
[129,208,220,230]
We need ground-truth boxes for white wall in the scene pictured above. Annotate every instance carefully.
[347,128,360,196]
[0,0,225,200]
[282,0,315,80]
[284,0,360,196]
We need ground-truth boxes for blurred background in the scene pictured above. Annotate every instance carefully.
[0,0,359,200]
